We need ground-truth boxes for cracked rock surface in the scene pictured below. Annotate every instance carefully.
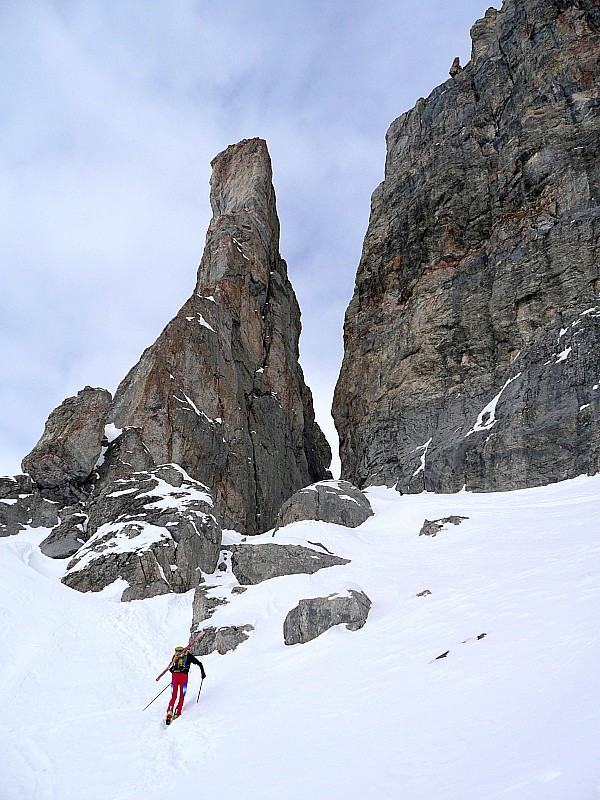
[333,0,600,494]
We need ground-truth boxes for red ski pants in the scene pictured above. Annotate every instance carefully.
[167,672,188,716]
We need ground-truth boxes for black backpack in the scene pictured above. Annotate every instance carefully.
[171,650,189,673]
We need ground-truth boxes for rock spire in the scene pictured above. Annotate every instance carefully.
[8,138,331,552]
[109,138,331,532]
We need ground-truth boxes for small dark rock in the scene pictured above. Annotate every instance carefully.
[307,540,334,555]
[419,516,469,537]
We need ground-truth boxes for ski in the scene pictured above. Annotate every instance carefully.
[155,630,204,682]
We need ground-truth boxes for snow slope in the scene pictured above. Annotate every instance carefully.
[1,476,599,800]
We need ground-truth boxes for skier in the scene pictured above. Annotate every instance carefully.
[166,645,206,724]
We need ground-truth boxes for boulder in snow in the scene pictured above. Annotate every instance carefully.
[275,480,373,530]
[419,516,469,537]
[39,508,89,558]
[228,542,350,586]
[190,624,254,656]
[283,589,372,645]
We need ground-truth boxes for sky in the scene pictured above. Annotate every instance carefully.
[0,0,498,477]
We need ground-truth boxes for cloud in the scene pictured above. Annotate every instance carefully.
[0,0,496,475]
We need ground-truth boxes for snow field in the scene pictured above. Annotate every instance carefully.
[1,476,599,799]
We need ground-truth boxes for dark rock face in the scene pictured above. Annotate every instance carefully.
[228,542,350,586]
[283,590,372,645]
[62,465,221,600]
[333,0,600,494]
[110,138,331,533]
[21,387,112,500]
[274,480,374,530]
[89,427,156,491]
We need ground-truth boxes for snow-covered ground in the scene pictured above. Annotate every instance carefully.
[1,476,599,799]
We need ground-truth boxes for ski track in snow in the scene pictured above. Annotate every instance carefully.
[1,476,600,799]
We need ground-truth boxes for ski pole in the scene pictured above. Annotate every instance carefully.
[143,682,170,712]
[196,677,204,703]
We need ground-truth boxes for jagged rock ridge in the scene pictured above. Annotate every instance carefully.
[333,0,600,493]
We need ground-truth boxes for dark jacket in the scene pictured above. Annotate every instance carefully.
[170,651,206,678]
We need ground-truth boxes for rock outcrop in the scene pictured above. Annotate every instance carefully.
[228,542,350,586]
[21,387,112,502]
[62,465,220,600]
[0,486,59,538]
[274,480,373,530]
[333,0,600,494]
[192,584,229,625]
[283,589,372,645]
[190,625,254,656]
[109,137,330,533]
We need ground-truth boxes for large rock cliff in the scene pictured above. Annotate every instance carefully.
[333,0,600,493]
